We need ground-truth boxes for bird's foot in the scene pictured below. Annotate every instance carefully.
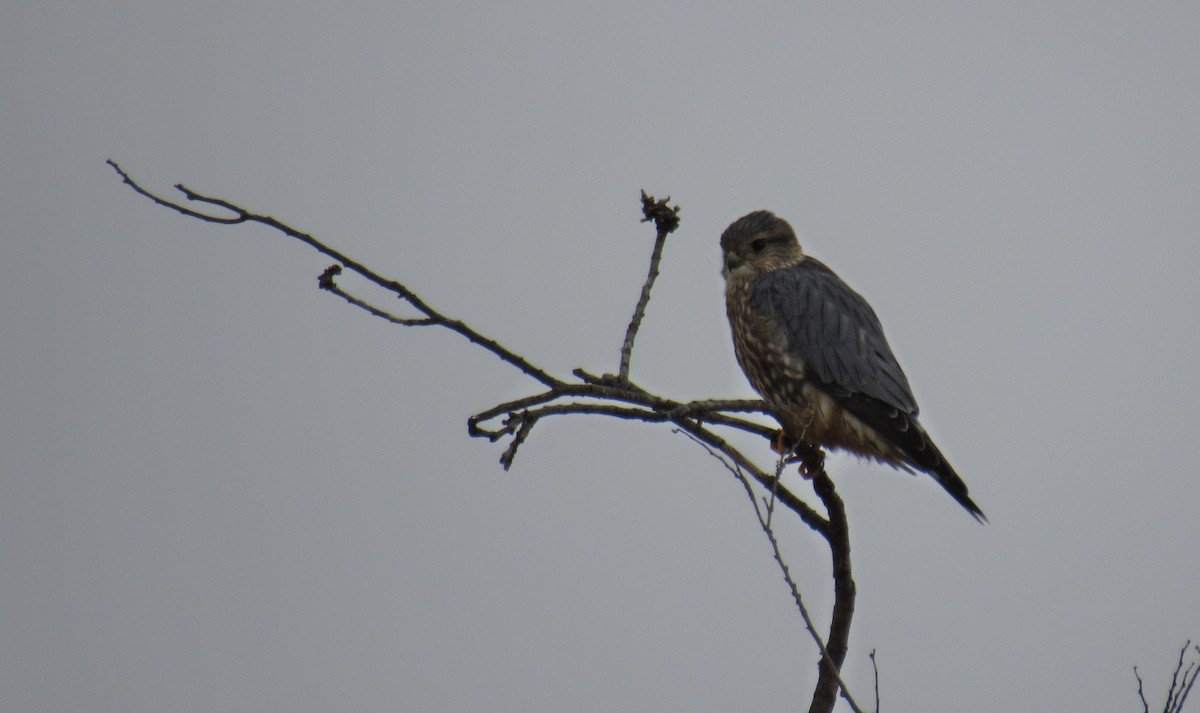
[796,443,825,479]
[770,430,825,478]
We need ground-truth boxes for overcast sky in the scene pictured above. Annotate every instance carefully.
[3,2,1199,711]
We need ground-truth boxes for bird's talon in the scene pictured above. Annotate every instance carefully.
[796,443,825,480]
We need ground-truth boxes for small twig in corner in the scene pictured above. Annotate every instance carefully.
[870,649,880,713]
[1134,640,1200,713]
[1136,666,1151,713]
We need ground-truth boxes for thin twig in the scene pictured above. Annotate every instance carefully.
[477,395,826,535]
[682,431,863,713]
[466,382,778,448]
[672,419,829,535]
[1183,646,1200,710]
[1137,666,1151,713]
[763,454,783,529]
[107,160,246,225]
[1169,643,1190,713]
[870,649,880,713]
[1167,641,1200,713]
[499,415,537,470]
[617,191,680,382]
[320,268,437,326]
[1133,641,1200,713]
[494,402,665,468]
[108,160,563,389]
[1181,646,1200,712]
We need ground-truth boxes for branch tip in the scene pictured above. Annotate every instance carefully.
[318,264,343,290]
[639,190,681,234]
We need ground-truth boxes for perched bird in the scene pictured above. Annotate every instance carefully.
[720,210,985,522]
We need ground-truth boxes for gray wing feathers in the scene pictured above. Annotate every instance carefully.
[750,260,918,414]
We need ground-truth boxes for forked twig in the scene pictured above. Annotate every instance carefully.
[1134,641,1200,713]
[108,160,562,389]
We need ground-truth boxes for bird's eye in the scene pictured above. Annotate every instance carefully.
[751,239,767,253]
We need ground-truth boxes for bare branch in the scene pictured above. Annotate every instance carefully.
[497,402,664,468]
[870,649,880,713]
[617,191,680,382]
[668,398,769,416]
[811,467,857,713]
[112,163,862,713]
[1137,666,1151,713]
[1182,647,1200,712]
[684,437,862,713]
[498,413,537,470]
[468,382,777,456]
[1134,641,1200,713]
[319,266,436,326]
[107,160,246,224]
[670,419,829,536]
[769,463,864,713]
[108,163,818,513]
[108,160,563,389]
[1166,641,1200,713]
[470,393,828,532]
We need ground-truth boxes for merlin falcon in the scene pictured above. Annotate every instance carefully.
[721,210,985,522]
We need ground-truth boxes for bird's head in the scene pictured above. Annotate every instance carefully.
[720,210,805,280]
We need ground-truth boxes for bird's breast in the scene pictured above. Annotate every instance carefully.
[724,276,808,403]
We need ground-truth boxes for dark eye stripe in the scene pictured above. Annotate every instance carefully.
[751,235,787,252]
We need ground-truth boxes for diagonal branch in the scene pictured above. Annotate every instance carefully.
[108,160,562,389]
[108,159,247,225]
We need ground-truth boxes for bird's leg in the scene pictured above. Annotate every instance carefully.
[769,429,825,479]
[770,428,793,455]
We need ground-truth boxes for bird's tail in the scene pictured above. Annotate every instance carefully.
[905,431,987,523]
[930,459,987,523]
[835,392,986,522]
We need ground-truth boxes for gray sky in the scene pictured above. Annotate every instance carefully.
[3,2,1199,711]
